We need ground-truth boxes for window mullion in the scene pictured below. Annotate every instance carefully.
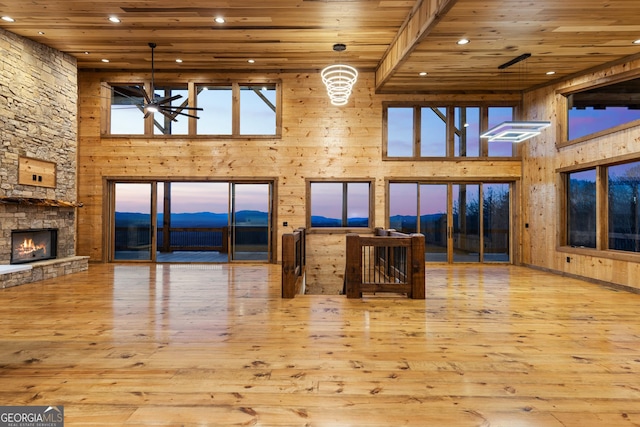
[414,106,421,158]
[597,166,608,251]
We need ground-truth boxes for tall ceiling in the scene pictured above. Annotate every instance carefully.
[1,0,640,93]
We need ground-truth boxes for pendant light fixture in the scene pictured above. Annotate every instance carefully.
[321,43,358,106]
[480,53,550,142]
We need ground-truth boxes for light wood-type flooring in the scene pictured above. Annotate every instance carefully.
[1,263,639,426]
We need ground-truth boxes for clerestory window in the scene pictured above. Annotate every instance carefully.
[105,80,281,137]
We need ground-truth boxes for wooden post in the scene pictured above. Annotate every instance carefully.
[282,233,295,298]
[345,233,362,298]
[410,233,426,299]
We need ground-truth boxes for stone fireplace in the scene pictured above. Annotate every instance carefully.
[0,28,88,288]
[11,228,58,264]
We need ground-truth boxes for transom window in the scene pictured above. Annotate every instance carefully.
[106,81,281,137]
[383,104,515,159]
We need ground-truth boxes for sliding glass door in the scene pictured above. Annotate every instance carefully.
[110,180,273,263]
[389,181,511,263]
[113,182,154,261]
[452,184,481,263]
[230,183,271,261]
[420,184,448,262]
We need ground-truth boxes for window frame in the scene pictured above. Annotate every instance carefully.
[565,168,597,249]
[556,69,640,149]
[102,79,282,138]
[557,153,640,262]
[382,102,518,160]
[305,178,375,234]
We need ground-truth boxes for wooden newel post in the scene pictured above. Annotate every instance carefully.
[410,233,426,299]
[281,233,295,298]
[345,233,362,298]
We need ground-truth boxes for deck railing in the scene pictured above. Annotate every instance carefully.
[157,227,229,253]
[345,228,425,299]
[281,227,306,298]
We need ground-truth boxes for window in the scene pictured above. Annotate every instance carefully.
[487,107,515,156]
[110,85,145,135]
[240,84,277,135]
[105,80,281,137]
[608,161,640,252]
[153,85,189,135]
[560,158,640,257]
[567,169,596,248]
[421,107,447,157]
[308,180,373,230]
[384,104,514,159]
[560,76,640,144]
[196,85,232,135]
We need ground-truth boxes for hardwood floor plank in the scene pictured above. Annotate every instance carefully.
[1,264,640,426]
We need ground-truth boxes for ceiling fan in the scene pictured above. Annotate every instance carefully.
[110,43,203,121]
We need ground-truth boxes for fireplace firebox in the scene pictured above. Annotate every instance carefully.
[10,229,58,264]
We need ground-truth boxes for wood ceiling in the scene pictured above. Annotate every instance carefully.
[1,0,640,93]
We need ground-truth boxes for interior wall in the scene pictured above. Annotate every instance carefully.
[522,58,640,291]
[77,70,522,294]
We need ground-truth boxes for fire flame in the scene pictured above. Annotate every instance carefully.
[18,238,47,256]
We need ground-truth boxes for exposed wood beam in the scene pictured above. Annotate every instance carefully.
[375,0,458,91]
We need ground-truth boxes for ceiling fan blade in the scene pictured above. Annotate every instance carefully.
[111,87,142,102]
[173,111,201,119]
[160,106,204,111]
[158,106,200,119]
[108,84,152,106]
[157,109,179,122]
[155,94,183,105]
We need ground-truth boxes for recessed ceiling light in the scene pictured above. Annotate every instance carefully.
[248,59,255,63]
[214,16,225,24]
[38,31,45,35]
[546,71,556,75]
[108,16,120,23]
[457,38,470,45]
[175,58,183,63]
[101,58,110,63]
[419,72,428,76]
[634,39,640,45]
[1,16,15,22]
[84,51,90,55]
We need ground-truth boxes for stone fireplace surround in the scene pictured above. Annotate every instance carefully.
[0,28,88,288]
[0,203,88,288]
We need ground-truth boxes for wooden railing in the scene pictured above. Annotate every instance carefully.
[281,227,306,298]
[345,228,425,299]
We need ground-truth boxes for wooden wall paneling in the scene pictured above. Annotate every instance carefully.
[523,56,640,292]
[78,70,526,292]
